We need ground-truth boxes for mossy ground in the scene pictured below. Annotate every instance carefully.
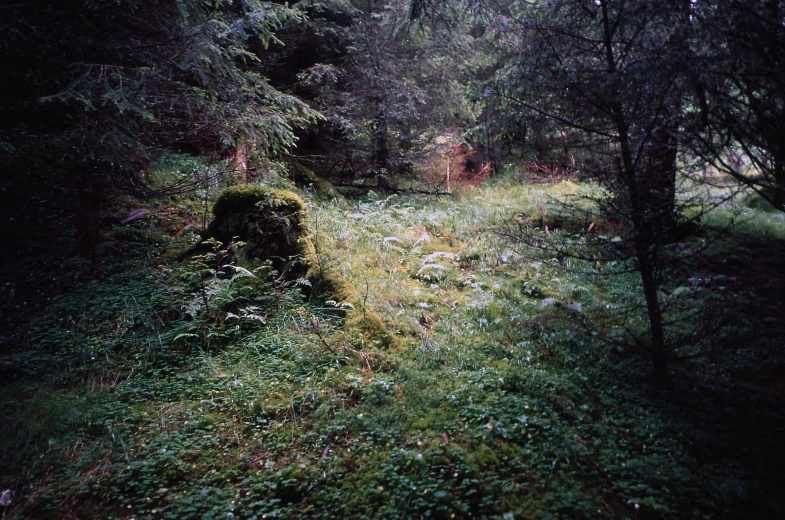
[1,175,784,519]
[286,162,341,201]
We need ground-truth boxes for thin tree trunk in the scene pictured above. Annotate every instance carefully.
[641,124,678,239]
[520,122,528,154]
[373,106,390,169]
[637,239,668,383]
[601,0,668,384]
[76,189,100,255]
[774,153,785,211]
[446,153,451,194]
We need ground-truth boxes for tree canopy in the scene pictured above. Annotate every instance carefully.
[0,0,320,191]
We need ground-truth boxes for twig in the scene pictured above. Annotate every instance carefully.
[310,317,336,353]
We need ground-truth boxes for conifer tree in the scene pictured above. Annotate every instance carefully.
[0,0,320,193]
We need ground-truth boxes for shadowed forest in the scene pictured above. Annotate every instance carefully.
[1,1,784,518]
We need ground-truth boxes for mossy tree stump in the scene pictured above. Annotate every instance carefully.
[207,185,314,276]
[206,184,398,350]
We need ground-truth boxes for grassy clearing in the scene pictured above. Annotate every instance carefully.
[678,175,785,240]
[1,176,783,519]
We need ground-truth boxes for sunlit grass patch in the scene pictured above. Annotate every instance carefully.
[700,205,785,240]
[677,176,785,240]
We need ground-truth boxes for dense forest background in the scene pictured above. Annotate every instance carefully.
[1,1,784,518]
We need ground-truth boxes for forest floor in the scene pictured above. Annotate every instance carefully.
[1,173,784,519]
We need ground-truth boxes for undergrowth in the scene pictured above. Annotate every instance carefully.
[1,175,783,519]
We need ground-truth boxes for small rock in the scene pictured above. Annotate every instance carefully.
[670,286,692,298]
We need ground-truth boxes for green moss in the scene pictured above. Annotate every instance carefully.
[470,443,501,470]
[207,185,311,274]
[335,185,369,198]
[315,178,340,200]
[212,184,307,217]
[288,162,317,185]
[309,267,359,304]
[287,162,341,200]
[346,308,399,350]
[208,185,395,349]
[308,266,398,350]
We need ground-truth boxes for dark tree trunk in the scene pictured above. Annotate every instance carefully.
[774,154,785,211]
[653,350,668,382]
[519,122,528,154]
[640,124,678,241]
[637,239,668,385]
[76,190,101,255]
[618,127,670,385]
[485,111,497,175]
[602,0,668,384]
[373,108,390,169]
